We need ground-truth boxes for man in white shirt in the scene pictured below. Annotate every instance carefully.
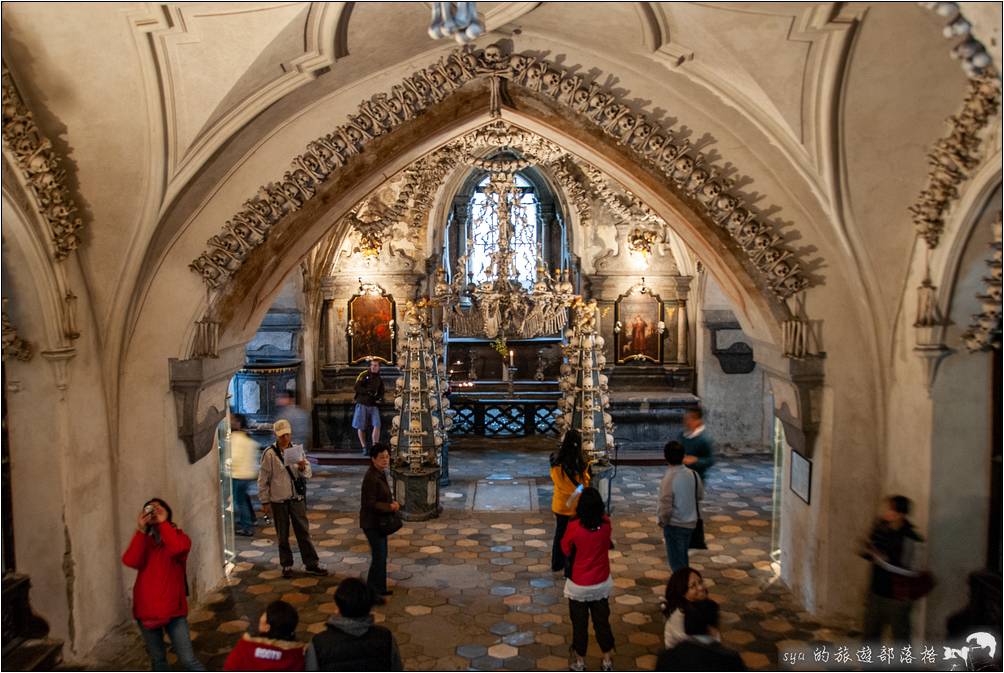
[259,419,327,578]
[230,413,260,536]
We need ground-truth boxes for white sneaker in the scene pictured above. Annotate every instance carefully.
[569,660,585,672]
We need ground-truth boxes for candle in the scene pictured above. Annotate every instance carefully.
[509,350,514,367]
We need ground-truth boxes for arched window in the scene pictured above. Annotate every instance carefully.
[467,173,539,289]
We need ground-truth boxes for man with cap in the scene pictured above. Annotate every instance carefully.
[258,419,327,578]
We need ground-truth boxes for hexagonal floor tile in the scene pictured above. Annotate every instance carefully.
[486,643,518,659]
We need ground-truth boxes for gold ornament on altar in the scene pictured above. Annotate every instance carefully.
[627,228,659,256]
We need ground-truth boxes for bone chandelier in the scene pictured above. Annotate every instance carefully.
[434,146,575,339]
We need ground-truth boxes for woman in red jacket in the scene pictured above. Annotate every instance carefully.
[561,487,615,672]
[122,498,205,671]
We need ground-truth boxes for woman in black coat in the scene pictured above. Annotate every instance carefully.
[360,443,400,604]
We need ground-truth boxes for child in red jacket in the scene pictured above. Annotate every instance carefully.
[122,498,205,671]
[225,600,306,671]
[561,487,615,672]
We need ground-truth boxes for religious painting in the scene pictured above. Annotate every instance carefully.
[348,291,395,364]
[614,289,664,363]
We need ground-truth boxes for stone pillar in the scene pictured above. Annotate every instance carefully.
[676,301,688,364]
[324,300,336,365]
[391,466,442,521]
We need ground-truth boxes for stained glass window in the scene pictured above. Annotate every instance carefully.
[467,173,539,288]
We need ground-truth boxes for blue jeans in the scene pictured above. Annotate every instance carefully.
[233,478,255,532]
[662,525,693,572]
[363,527,388,594]
[138,616,205,671]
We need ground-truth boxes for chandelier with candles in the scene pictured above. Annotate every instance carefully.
[434,165,575,339]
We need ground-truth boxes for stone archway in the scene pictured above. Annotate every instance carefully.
[188,44,819,351]
[168,43,830,478]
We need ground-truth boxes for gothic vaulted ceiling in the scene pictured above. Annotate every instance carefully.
[1,2,995,374]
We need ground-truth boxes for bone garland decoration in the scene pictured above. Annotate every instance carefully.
[960,212,1002,351]
[1,64,85,261]
[190,43,812,300]
[910,74,1001,249]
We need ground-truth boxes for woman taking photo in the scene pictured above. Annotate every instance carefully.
[550,432,590,572]
[122,498,205,671]
[360,443,401,604]
[662,566,709,648]
[561,487,615,672]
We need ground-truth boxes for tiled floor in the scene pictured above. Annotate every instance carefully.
[96,447,857,670]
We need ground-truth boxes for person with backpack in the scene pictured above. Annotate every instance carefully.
[561,487,615,672]
[550,432,591,572]
[305,577,403,671]
[258,419,327,579]
[122,498,205,671]
[224,600,305,671]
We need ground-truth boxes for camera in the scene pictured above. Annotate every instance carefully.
[144,505,156,516]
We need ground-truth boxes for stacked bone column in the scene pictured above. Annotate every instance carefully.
[390,308,447,471]
[556,301,615,464]
[427,328,453,473]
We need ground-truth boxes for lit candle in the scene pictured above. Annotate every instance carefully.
[509,350,514,367]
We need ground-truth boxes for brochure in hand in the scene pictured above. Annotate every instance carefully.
[282,444,306,466]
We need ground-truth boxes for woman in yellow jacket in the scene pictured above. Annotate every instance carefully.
[550,432,591,572]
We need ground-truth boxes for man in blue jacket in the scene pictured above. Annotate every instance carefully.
[680,407,715,479]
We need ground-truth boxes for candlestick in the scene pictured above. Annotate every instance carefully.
[509,349,514,367]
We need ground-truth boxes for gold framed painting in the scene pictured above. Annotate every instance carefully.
[614,288,664,363]
[348,291,395,364]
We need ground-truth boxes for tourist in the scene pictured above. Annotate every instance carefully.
[658,440,704,572]
[859,495,925,642]
[305,577,403,671]
[122,498,206,671]
[662,566,709,649]
[353,359,385,453]
[224,600,305,671]
[275,391,311,449]
[561,487,615,672]
[230,413,260,537]
[656,599,746,671]
[360,443,400,603]
[679,407,715,479]
[550,432,591,572]
[258,419,327,578]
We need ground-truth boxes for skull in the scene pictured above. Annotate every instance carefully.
[644,134,666,156]
[781,274,809,295]
[617,114,637,136]
[738,220,763,243]
[542,71,561,94]
[715,194,737,213]
[761,247,783,265]
[482,44,504,67]
[559,76,578,98]
[700,181,722,203]
[658,143,682,166]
